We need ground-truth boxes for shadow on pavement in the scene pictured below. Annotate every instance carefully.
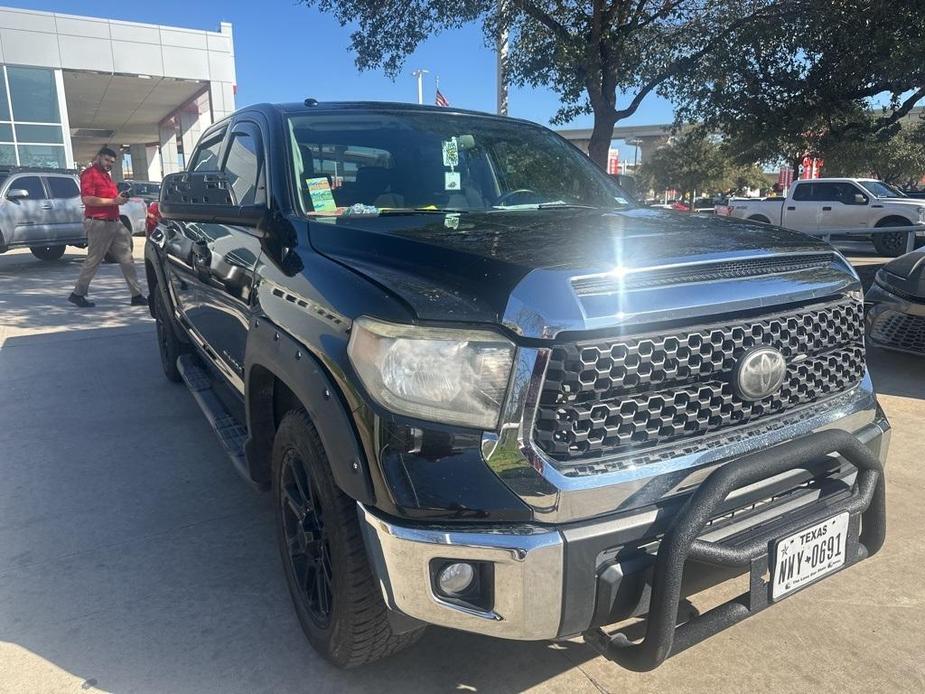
[0,324,604,693]
[866,346,925,400]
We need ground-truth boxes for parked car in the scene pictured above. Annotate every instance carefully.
[118,179,161,204]
[0,165,144,261]
[725,178,925,256]
[146,101,888,670]
[866,248,925,354]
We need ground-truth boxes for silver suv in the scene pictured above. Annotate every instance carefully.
[0,166,146,261]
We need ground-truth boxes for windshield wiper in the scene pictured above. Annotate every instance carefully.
[536,202,601,210]
[377,207,471,215]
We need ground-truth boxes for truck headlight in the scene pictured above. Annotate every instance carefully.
[916,206,925,223]
[347,317,515,429]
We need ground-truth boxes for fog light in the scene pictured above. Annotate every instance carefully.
[436,562,475,596]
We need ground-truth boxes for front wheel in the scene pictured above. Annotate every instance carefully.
[153,290,185,383]
[272,410,424,668]
[30,244,66,261]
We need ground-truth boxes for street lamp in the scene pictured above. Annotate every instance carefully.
[411,69,429,105]
[627,138,643,169]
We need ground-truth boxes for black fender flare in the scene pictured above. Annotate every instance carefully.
[144,242,175,322]
[243,318,375,505]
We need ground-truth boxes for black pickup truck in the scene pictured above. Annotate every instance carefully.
[145,101,888,670]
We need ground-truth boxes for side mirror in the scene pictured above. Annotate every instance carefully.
[159,171,266,226]
[853,193,868,205]
[6,188,29,200]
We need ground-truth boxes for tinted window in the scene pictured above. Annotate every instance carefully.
[47,176,79,199]
[190,137,223,172]
[222,130,261,206]
[11,176,46,199]
[792,183,812,201]
[811,183,841,202]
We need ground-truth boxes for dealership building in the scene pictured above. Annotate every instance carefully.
[0,5,236,180]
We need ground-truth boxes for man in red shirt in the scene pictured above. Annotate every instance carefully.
[68,146,147,308]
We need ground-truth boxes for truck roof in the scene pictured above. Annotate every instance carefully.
[229,100,540,129]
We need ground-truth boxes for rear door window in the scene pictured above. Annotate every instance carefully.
[791,183,812,201]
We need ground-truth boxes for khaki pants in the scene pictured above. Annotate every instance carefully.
[73,218,142,298]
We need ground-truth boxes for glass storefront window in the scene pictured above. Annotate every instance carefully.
[0,123,12,141]
[17,144,66,168]
[7,66,60,123]
[15,124,63,144]
[0,144,15,166]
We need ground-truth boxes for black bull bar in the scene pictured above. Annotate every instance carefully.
[582,429,886,671]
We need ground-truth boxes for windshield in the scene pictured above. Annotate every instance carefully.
[286,111,632,215]
[859,180,904,198]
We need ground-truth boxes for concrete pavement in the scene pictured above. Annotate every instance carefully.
[1,244,923,693]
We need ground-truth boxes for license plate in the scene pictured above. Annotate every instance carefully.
[771,512,850,601]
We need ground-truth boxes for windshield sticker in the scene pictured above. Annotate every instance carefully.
[444,214,460,230]
[442,137,459,168]
[445,171,461,191]
[306,177,337,213]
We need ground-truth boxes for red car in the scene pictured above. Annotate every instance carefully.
[145,201,160,236]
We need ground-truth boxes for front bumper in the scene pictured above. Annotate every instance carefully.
[866,281,925,355]
[359,415,889,656]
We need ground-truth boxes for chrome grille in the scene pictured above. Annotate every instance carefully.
[870,310,925,354]
[534,298,865,463]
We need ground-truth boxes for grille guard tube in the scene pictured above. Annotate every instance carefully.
[582,429,886,671]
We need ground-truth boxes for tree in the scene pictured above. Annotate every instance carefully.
[668,0,925,174]
[823,118,925,187]
[637,128,765,207]
[299,0,789,168]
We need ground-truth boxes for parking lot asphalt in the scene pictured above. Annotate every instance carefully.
[1,243,923,694]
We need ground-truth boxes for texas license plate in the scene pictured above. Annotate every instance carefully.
[771,512,850,601]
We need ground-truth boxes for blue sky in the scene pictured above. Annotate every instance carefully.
[9,1,676,159]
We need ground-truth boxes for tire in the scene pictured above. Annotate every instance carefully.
[272,410,424,668]
[153,289,185,383]
[872,217,914,257]
[30,244,66,261]
[103,219,134,264]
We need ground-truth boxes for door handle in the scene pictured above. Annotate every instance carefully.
[786,206,796,211]
[822,206,832,211]
[39,203,53,209]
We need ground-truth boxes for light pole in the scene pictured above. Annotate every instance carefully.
[627,138,643,171]
[412,69,429,105]
[496,0,509,115]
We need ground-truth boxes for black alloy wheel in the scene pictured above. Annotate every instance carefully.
[279,447,334,628]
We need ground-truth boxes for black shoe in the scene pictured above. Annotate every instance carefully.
[130,294,148,307]
[68,293,95,308]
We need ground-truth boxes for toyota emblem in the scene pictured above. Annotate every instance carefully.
[733,346,787,401]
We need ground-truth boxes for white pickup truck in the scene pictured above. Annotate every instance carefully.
[724,178,925,256]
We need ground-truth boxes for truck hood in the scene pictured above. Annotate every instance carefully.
[309,207,859,338]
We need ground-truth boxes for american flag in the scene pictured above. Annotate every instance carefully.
[435,89,449,107]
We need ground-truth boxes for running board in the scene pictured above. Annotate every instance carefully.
[176,353,259,490]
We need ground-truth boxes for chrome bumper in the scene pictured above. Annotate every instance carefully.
[359,414,890,641]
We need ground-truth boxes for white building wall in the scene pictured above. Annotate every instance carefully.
[0,6,236,175]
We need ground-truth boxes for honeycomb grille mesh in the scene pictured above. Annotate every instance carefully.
[870,310,925,354]
[534,299,865,463]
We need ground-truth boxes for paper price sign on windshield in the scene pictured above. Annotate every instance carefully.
[442,137,459,168]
